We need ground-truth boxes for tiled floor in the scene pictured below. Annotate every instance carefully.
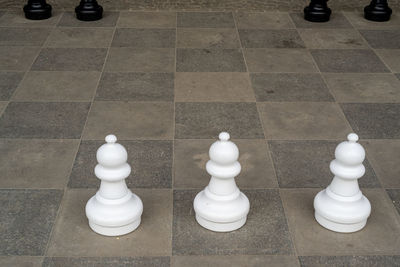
[0,10,399,267]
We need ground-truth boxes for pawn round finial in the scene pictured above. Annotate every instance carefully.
[219,132,230,141]
[105,134,117,143]
[335,133,365,166]
[97,135,127,168]
[209,132,239,165]
[347,133,359,142]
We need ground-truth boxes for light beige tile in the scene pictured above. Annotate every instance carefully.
[376,49,400,73]
[298,29,368,49]
[45,28,114,48]
[118,11,176,28]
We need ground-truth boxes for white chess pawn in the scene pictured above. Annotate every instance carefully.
[85,134,143,236]
[314,133,371,233]
[193,132,250,232]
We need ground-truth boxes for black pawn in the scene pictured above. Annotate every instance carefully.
[23,0,52,20]
[304,0,332,22]
[75,0,103,21]
[364,0,392,21]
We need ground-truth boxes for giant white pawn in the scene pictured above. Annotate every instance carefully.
[86,134,143,236]
[194,132,250,232]
[314,133,371,233]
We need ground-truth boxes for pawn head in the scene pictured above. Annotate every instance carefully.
[209,132,239,165]
[96,134,128,168]
[335,133,365,165]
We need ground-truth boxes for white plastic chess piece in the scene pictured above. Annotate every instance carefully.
[85,134,143,236]
[314,133,371,233]
[193,132,250,232]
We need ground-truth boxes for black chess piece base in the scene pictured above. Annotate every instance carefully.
[75,0,103,21]
[364,0,392,21]
[23,0,52,20]
[304,0,332,22]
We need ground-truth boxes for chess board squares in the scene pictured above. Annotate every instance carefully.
[234,12,295,29]
[0,27,51,46]
[117,12,176,28]
[57,12,119,27]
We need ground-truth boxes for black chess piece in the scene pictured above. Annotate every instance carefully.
[23,0,52,20]
[304,0,332,22]
[75,0,103,21]
[364,0,392,21]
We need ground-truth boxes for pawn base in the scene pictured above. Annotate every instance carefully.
[196,214,246,232]
[23,2,52,20]
[304,4,331,22]
[364,4,392,22]
[315,213,366,233]
[89,219,141,236]
[75,1,103,21]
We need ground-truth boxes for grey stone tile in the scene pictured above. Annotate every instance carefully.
[83,101,174,140]
[244,49,318,73]
[176,49,246,72]
[280,189,400,255]
[396,73,400,80]
[44,28,114,48]
[174,139,278,189]
[269,140,380,188]
[0,28,51,46]
[69,140,172,188]
[175,72,255,102]
[299,255,400,267]
[0,102,90,139]
[118,11,176,28]
[57,11,119,27]
[42,257,170,267]
[375,49,400,72]
[177,28,240,49]
[0,189,63,256]
[177,12,235,28]
[0,72,24,101]
[238,29,305,48]
[173,189,293,255]
[47,189,172,256]
[311,49,389,73]
[0,47,40,71]
[0,11,62,27]
[0,139,79,189]
[175,102,264,139]
[31,48,107,71]
[324,73,400,103]
[298,29,368,49]
[0,256,43,267]
[290,12,352,28]
[112,29,176,48]
[251,73,334,102]
[387,189,400,215]
[96,72,174,101]
[105,48,175,72]
[341,103,400,139]
[234,12,295,29]
[344,12,400,29]
[360,30,400,49]
[13,71,100,101]
[0,101,7,115]
[257,102,352,140]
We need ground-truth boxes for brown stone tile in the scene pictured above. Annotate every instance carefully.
[0,72,24,101]
[173,255,300,266]
[387,189,400,215]
[375,49,400,72]
[299,255,400,266]
[0,47,40,71]
[298,29,367,49]
[360,30,400,49]
[42,257,170,267]
[0,28,51,46]
[177,28,240,49]
[0,11,62,27]
[344,12,400,29]
[234,12,295,29]
[0,101,7,115]
[177,12,235,28]
[117,11,176,28]
[290,12,352,28]
[112,29,176,48]
[45,28,114,48]
[239,29,305,48]
[0,256,43,267]
[57,12,119,27]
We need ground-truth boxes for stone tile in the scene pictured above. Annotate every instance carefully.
[175,102,264,139]
[83,101,174,140]
[69,140,172,188]
[0,139,79,189]
[396,73,400,80]
[251,73,333,102]
[0,102,90,139]
[47,189,172,256]
[299,255,400,267]
[257,102,352,140]
[0,189,63,256]
[280,189,400,256]
[0,47,40,71]
[344,12,400,29]
[13,71,100,101]
[174,139,277,189]
[375,49,400,72]
[174,72,254,102]
[173,189,293,255]
[364,140,400,188]
[31,48,107,71]
[360,30,400,49]
[0,72,24,101]
[105,48,175,72]
[96,72,174,101]
[324,73,400,103]
[0,256,43,267]
[0,101,7,115]
[118,11,176,28]
[42,257,170,267]
[387,189,400,215]
[177,12,235,28]
[45,28,114,48]
[112,29,176,48]
[298,29,367,49]
[57,11,119,27]
[269,140,380,188]
[0,28,51,46]
[234,12,295,29]
[0,12,62,27]
[176,49,246,72]
[238,29,305,48]
[311,49,389,73]
[177,28,240,49]
[244,49,318,73]
[290,12,352,28]
[173,255,299,266]
[341,103,400,139]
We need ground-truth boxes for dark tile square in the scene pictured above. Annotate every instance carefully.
[117,11,176,28]
[175,102,264,139]
[45,28,114,48]
[268,140,380,188]
[176,49,246,72]
[177,12,235,28]
[96,72,174,101]
[58,12,119,27]
[42,257,170,267]
[69,140,172,188]
[0,72,24,100]
[0,189,63,255]
[0,256,43,267]
[298,29,367,49]
[290,12,352,28]
[341,103,400,139]
[251,73,334,102]
[311,49,389,73]
[0,11,61,28]
[0,27,51,46]
[172,189,293,255]
[112,28,176,48]
[360,30,400,49]
[387,189,400,215]
[234,12,295,29]
[238,29,305,48]
[177,28,240,49]
[0,102,90,139]
[299,255,400,266]
[396,73,400,80]
[0,47,40,71]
